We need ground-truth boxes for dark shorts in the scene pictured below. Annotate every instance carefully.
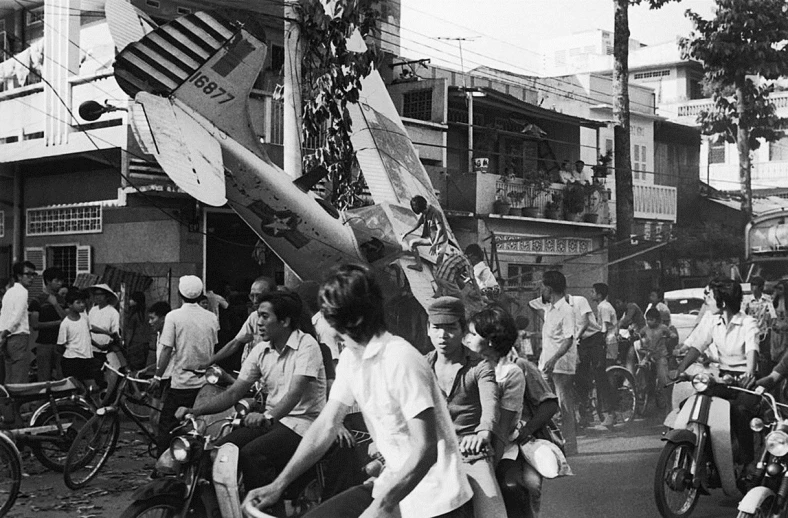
[61,357,95,382]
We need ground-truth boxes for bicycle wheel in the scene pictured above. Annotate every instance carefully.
[0,433,21,517]
[63,412,121,489]
[30,403,93,472]
[635,366,651,417]
[124,381,153,422]
[606,366,636,424]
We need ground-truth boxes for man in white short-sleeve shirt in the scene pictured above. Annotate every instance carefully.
[244,264,473,518]
[177,290,325,495]
[149,276,218,456]
[530,271,577,455]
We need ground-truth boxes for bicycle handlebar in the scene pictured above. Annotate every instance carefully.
[242,500,277,518]
[102,362,151,384]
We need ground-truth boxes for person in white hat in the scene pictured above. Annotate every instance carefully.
[148,275,218,456]
[88,283,121,387]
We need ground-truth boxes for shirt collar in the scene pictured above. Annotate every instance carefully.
[717,311,745,327]
[426,348,472,368]
[262,330,301,353]
[551,297,569,310]
[362,331,391,360]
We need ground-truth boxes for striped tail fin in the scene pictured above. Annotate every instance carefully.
[114,11,267,153]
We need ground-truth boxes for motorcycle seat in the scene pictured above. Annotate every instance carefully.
[3,377,82,397]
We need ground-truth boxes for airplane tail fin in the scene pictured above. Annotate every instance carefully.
[114,11,267,152]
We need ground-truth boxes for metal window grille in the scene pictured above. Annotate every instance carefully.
[402,89,432,121]
[709,143,725,165]
[769,137,788,162]
[48,245,78,286]
[633,70,670,80]
[26,205,103,236]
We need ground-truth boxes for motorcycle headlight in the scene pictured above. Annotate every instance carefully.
[171,436,194,462]
[692,373,711,393]
[155,448,180,475]
[750,418,765,432]
[234,399,251,417]
[206,366,221,385]
[767,430,788,457]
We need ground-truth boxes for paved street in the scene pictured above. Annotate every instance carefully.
[542,418,742,518]
[4,415,748,517]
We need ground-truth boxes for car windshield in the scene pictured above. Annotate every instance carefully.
[666,298,704,315]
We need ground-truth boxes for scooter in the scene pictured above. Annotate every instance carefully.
[654,372,770,518]
[736,390,788,518]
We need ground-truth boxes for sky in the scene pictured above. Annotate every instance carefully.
[398,0,717,76]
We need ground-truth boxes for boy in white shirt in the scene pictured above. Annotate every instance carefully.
[58,290,95,388]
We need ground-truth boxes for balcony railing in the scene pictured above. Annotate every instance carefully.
[632,184,677,222]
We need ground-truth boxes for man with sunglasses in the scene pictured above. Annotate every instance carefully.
[0,261,37,383]
[201,276,276,370]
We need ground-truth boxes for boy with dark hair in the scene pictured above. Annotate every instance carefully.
[464,244,499,295]
[244,264,473,518]
[29,267,67,381]
[425,296,504,517]
[58,289,95,387]
[400,195,448,272]
[640,307,675,410]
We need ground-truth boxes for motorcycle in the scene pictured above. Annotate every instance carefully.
[654,372,771,518]
[736,389,788,518]
[120,400,251,518]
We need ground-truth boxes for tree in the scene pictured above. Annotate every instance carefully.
[294,0,379,210]
[611,0,675,294]
[680,0,788,224]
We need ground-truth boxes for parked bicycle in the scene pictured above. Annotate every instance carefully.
[0,431,21,517]
[579,361,638,427]
[0,377,95,472]
[63,363,159,489]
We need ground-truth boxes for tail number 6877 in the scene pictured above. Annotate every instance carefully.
[188,72,235,104]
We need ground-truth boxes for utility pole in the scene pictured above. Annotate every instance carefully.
[437,36,478,173]
[283,0,303,287]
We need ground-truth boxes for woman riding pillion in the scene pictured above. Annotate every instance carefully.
[672,278,761,471]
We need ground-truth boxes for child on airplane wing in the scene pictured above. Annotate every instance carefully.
[400,195,448,272]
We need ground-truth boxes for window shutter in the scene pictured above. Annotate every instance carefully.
[24,247,45,297]
[76,245,92,274]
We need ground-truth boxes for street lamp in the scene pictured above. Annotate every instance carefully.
[78,100,128,122]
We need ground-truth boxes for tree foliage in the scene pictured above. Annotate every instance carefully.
[680,0,788,221]
[294,0,379,210]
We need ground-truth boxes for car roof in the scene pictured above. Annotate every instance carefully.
[664,288,704,301]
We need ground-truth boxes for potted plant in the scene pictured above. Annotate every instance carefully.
[592,150,613,179]
[492,188,510,215]
[583,180,607,223]
[563,182,585,221]
[521,170,552,218]
[545,192,563,220]
[506,189,526,216]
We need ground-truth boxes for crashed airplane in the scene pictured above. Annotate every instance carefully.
[101,0,483,344]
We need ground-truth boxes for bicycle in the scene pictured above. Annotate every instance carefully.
[0,431,21,517]
[579,362,638,427]
[0,377,95,472]
[63,363,159,489]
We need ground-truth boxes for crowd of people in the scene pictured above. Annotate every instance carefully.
[3,254,785,517]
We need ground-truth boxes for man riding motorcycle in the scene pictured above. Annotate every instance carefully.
[175,291,330,501]
[673,278,760,470]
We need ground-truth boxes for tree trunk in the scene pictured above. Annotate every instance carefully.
[612,0,635,296]
[735,80,753,225]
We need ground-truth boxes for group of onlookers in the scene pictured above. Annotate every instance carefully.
[0,261,175,392]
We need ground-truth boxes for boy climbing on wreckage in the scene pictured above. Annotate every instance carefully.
[400,195,448,272]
